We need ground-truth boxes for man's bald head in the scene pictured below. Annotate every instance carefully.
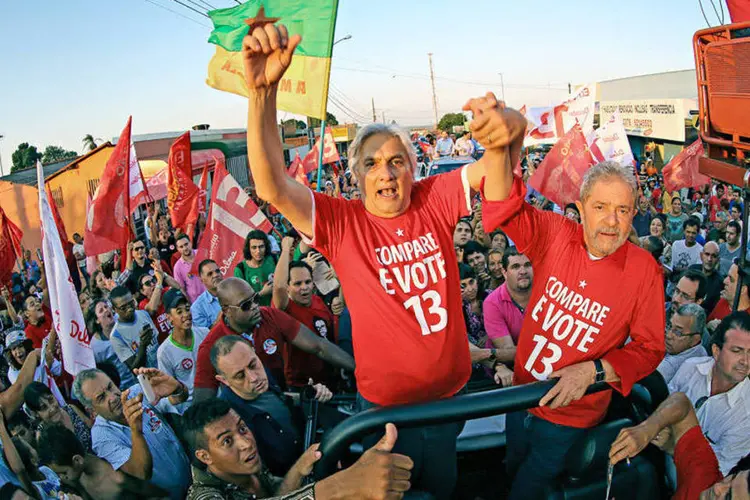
[701,241,720,274]
[217,278,253,308]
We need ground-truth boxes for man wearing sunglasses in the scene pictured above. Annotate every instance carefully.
[109,285,160,370]
[193,278,355,403]
[124,239,153,294]
[657,304,708,384]
[668,311,750,475]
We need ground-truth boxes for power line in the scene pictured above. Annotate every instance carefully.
[194,0,217,10]
[328,86,371,121]
[328,93,369,123]
[181,0,210,15]
[168,0,210,18]
[142,0,211,27]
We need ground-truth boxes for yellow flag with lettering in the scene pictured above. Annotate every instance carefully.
[205,1,337,120]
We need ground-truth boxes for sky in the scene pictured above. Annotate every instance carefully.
[0,0,723,176]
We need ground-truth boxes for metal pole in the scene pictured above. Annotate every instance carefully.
[428,53,438,130]
[371,98,376,123]
[499,73,505,102]
[0,134,4,177]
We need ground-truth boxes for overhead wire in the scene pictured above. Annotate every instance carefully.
[181,0,211,15]
[142,0,212,27]
[328,86,371,121]
[194,0,218,10]
[167,0,210,18]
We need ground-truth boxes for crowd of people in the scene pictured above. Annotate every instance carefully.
[0,20,749,500]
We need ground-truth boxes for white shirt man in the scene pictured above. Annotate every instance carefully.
[657,303,708,384]
[671,218,703,275]
[668,312,750,475]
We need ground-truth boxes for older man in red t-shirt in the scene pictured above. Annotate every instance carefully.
[482,160,665,498]
[241,20,525,499]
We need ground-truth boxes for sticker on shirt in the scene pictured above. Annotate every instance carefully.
[181,358,194,371]
[525,276,610,380]
[263,338,278,355]
[250,276,261,286]
[313,317,329,339]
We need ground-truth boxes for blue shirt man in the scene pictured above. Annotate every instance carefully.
[436,132,454,156]
[191,289,222,328]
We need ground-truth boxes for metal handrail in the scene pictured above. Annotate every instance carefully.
[313,379,610,479]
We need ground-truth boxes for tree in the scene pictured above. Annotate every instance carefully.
[41,145,78,165]
[437,113,467,132]
[309,112,339,128]
[10,143,42,173]
[282,119,306,131]
[82,134,101,152]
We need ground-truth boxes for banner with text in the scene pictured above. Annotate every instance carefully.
[599,99,696,142]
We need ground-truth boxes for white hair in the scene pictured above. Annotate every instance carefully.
[580,161,638,203]
[348,123,418,175]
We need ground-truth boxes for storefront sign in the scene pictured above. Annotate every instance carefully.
[599,99,696,142]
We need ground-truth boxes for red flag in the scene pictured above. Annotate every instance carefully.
[191,162,273,276]
[45,185,68,244]
[145,168,169,201]
[167,132,200,232]
[287,153,309,187]
[198,159,211,214]
[727,0,750,22]
[0,206,23,287]
[662,139,709,192]
[84,117,131,256]
[528,124,595,207]
[302,126,341,174]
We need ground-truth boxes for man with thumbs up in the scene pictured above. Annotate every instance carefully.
[184,398,414,500]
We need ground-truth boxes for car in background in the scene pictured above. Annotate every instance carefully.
[420,155,476,179]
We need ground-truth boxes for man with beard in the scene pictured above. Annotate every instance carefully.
[242,19,525,499]
[272,237,340,389]
[157,290,209,404]
[668,312,750,475]
[482,160,665,499]
[173,233,206,303]
[483,248,533,350]
[689,241,723,315]
[73,367,191,499]
[632,195,653,237]
[191,260,223,329]
[719,221,742,276]
[193,278,354,401]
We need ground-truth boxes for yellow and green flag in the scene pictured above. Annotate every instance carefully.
[206,0,338,120]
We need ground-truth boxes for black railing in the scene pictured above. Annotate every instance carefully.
[313,380,610,479]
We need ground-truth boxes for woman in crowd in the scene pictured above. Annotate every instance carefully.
[4,330,65,406]
[85,300,136,389]
[23,382,92,451]
[88,270,111,301]
[486,249,505,290]
[489,230,509,253]
[640,213,672,265]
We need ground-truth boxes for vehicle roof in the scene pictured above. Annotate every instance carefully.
[431,155,476,165]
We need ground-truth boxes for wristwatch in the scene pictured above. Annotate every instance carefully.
[593,359,606,383]
[488,348,497,364]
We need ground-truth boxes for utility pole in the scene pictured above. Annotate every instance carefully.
[371,97,377,123]
[0,135,4,177]
[382,112,386,124]
[428,53,438,131]
[498,73,505,102]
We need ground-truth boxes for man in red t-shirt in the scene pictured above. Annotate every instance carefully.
[137,273,172,344]
[241,21,525,498]
[709,262,750,325]
[482,161,665,499]
[192,278,354,402]
[272,237,341,389]
[608,391,741,500]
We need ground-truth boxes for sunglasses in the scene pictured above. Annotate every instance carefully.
[133,246,146,252]
[230,295,260,312]
[141,279,155,287]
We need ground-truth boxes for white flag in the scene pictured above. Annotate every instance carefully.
[37,163,95,376]
[128,141,149,213]
[587,110,636,167]
[524,83,596,147]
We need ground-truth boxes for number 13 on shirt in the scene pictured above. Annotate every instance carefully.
[404,291,448,336]
[525,335,563,379]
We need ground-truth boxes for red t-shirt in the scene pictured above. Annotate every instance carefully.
[707,298,750,322]
[304,167,472,406]
[275,295,338,388]
[193,307,301,392]
[673,425,723,500]
[482,178,666,428]
[25,305,53,349]
[708,195,722,222]
[138,297,173,344]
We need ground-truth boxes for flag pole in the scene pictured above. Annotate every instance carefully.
[314,0,340,193]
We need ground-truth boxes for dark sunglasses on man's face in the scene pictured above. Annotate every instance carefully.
[234,295,260,312]
[133,246,146,252]
[141,279,155,287]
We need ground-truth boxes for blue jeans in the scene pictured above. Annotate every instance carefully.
[357,393,464,500]
[506,410,588,500]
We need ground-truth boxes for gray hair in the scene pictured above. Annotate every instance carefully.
[210,335,253,375]
[676,303,707,334]
[348,123,418,175]
[72,368,105,407]
[580,161,638,203]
